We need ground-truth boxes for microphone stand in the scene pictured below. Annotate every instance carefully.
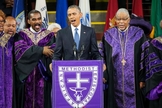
[78,45,84,60]
[73,43,77,60]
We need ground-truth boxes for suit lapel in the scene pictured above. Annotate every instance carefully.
[67,26,75,45]
[79,25,86,50]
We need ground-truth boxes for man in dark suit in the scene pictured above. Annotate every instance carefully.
[53,5,101,60]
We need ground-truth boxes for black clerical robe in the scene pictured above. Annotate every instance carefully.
[145,36,162,108]
[14,28,55,108]
[101,26,149,108]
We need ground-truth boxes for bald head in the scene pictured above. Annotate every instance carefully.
[4,16,17,36]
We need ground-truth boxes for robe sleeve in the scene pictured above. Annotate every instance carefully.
[14,34,43,81]
[14,31,55,81]
[145,38,162,100]
[146,81,162,100]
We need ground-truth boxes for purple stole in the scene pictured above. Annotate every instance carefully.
[104,26,147,108]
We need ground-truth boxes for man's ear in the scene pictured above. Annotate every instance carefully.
[127,17,131,24]
[27,19,30,24]
[80,12,83,18]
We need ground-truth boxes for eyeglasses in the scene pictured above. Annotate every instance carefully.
[116,17,129,21]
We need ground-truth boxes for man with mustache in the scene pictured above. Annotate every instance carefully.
[14,10,55,108]
[4,16,16,36]
[100,8,149,108]
[0,12,17,108]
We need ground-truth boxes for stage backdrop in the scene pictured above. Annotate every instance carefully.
[52,60,103,108]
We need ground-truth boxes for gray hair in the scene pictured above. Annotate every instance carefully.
[115,8,130,18]
[47,23,61,31]
[67,5,81,13]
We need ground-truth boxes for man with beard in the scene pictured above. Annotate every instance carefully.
[4,16,16,35]
[0,12,16,108]
[100,8,148,108]
[14,10,55,108]
[3,16,19,108]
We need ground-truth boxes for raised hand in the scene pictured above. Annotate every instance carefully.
[43,46,54,57]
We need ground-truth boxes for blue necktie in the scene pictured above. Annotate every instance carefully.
[121,31,125,47]
[74,28,80,49]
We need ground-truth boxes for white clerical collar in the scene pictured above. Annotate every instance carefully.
[118,26,129,32]
[29,27,41,34]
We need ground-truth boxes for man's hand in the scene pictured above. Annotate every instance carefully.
[43,46,54,57]
[139,82,145,89]
[103,64,107,83]
[49,63,52,72]
[103,78,107,83]
[103,64,106,71]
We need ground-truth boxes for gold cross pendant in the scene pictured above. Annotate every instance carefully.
[121,59,126,66]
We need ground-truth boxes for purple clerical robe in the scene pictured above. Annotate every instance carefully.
[101,26,149,108]
[14,28,55,108]
[0,33,14,108]
[145,36,162,108]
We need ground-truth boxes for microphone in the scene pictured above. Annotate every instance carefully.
[78,44,85,60]
[73,42,77,59]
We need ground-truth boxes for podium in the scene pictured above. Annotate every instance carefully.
[52,60,103,108]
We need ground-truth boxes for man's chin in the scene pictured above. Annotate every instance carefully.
[0,29,3,32]
[119,27,126,31]
[34,28,41,32]
[6,33,13,36]
[71,23,78,27]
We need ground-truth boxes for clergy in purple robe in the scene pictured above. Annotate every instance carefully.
[0,10,6,108]
[145,20,162,108]
[14,10,55,108]
[0,15,17,108]
[100,8,149,108]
